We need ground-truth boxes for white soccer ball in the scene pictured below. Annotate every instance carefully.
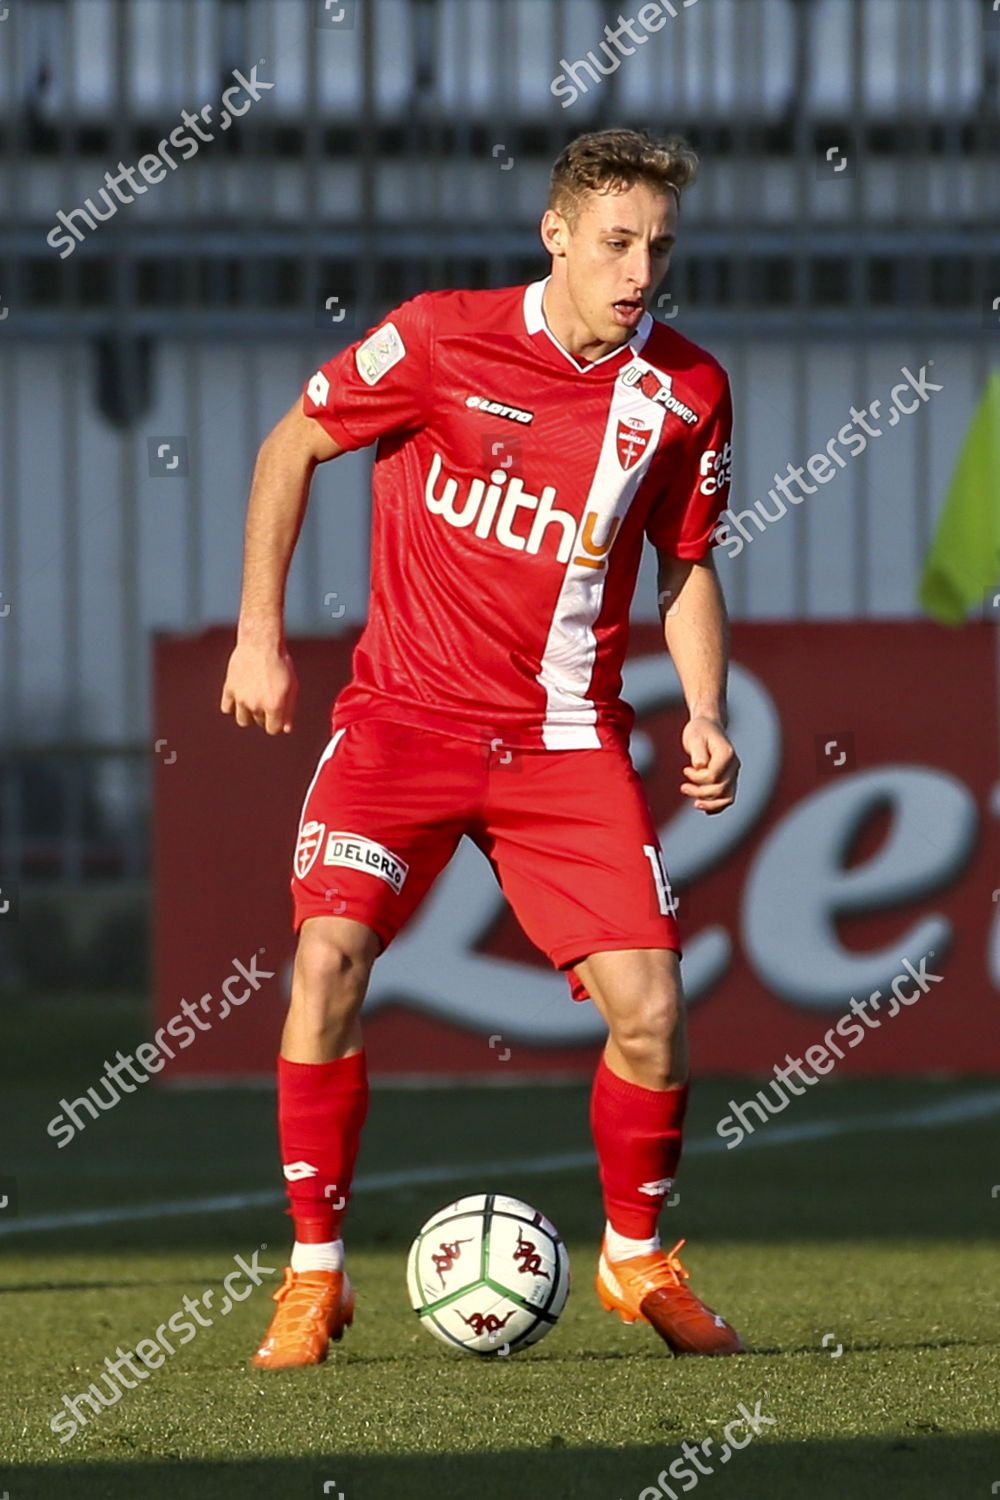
[406,1192,570,1355]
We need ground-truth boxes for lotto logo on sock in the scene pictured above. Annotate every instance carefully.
[283,1161,319,1182]
[638,1177,674,1198]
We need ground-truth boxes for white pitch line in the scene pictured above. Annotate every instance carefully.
[1,1088,998,1239]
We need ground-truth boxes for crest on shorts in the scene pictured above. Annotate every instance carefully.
[616,415,652,471]
[294,819,326,880]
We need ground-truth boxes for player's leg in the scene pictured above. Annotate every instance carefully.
[283,912,381,1061]
[253,915,380,1370]
[480,739,742,1355]
[574,943,688,1085]
[276,913,380,1259]
[577,944,741,1353]
[253,719,476,1369]
[572,944,689,1256]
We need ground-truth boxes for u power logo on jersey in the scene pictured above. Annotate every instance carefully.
[622,364,700,427]
[424,453,620,571]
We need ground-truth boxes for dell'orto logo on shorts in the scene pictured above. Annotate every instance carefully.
[465,394,534,424]
[322,832,409,893]
[622,364,700,426]
[424,452,620,570]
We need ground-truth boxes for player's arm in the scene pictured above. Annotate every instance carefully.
[655,549,739,814]
[221,401,343,735]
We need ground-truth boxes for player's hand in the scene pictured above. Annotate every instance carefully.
[680,716,739,814]
[220,639,298,735]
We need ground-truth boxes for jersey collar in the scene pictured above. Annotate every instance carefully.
[522,276,653,373]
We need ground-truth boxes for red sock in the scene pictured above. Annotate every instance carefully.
[589,1053,689,1239]
[277,1051,369,1243]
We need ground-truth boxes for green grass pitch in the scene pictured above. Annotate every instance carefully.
[0,996,998,1498]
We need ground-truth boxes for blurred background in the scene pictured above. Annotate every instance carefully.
[0,0,997,1064]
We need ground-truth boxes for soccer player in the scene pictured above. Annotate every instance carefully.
[221,128,743,1366]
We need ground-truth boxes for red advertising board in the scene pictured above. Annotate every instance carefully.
[153,623,999,1077]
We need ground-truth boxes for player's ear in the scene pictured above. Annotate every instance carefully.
[540,208,568,258]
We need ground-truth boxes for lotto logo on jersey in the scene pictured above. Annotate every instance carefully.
[616,416,652,471]
[424,452,619,570]
[306,370,330,408]
[322,831,409,893]
[466,394,534,425]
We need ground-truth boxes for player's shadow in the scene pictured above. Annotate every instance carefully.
[5,1434,999,1499]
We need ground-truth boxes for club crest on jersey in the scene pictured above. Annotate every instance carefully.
[355,321,406,386]
[294,819,326,880]
[616,415,652,471]
[621,364,700,427]
[322,831,409,894]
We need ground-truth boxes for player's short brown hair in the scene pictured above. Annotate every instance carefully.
[548,128,699,226]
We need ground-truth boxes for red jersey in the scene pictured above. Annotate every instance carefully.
[302,278,733,751]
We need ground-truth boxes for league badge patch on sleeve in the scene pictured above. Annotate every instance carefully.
[355,322,406,386]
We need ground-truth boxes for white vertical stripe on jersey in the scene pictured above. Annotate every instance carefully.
[536,356,668,749]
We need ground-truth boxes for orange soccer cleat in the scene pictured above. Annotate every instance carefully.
[596,1237,744,1356]
[251,1267,354,1369]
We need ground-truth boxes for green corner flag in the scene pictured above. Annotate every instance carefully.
[919,371,1000,625]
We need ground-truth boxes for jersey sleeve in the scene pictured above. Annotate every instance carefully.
[644,373,734,559]
[301,294,434,452]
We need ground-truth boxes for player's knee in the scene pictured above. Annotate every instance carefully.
[292,921,377,1028]
[610,986,682,1067]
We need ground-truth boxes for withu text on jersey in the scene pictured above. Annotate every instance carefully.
[423,452,622,571]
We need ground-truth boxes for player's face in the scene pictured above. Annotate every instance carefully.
[547,182,678,347]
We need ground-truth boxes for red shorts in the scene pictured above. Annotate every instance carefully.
[289,716,680,1002]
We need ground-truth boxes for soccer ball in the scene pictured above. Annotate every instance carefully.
[406,1192,570,1355]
